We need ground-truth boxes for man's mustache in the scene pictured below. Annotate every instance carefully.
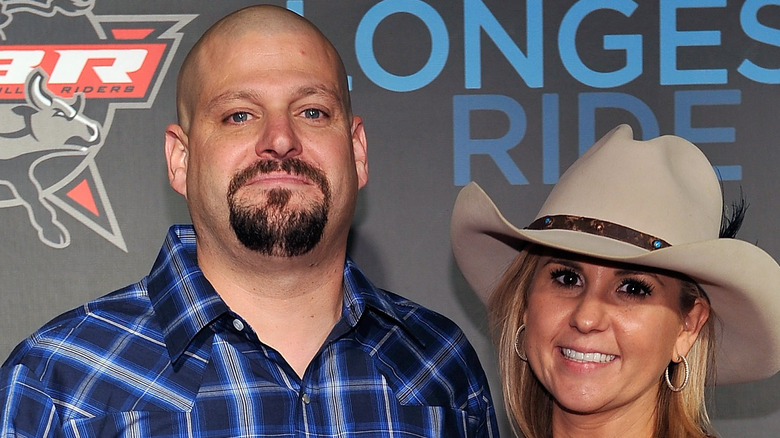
[227,158,329,199]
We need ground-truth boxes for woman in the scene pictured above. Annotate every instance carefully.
[451,124,780,437]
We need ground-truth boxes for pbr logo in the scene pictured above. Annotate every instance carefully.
[0,0,194,250]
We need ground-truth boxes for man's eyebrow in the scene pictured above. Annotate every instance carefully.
[203,85,342,111]
[204,90,263,111]
[293,85,342,104]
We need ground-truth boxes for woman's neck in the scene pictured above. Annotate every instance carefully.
[551,401,657,438]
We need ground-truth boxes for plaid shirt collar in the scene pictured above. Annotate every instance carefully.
[147,225,421,364]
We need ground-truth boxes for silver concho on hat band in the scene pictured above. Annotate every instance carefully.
[526,215,671,252]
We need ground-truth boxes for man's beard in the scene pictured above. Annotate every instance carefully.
[227,158,330,257]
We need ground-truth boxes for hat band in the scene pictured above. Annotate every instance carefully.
[526,215,671,251]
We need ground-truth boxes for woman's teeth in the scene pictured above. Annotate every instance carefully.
[561,348,616,363]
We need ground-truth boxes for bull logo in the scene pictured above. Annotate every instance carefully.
[0,5,193,250]
[0,0,94,40]
[0,69,101,248]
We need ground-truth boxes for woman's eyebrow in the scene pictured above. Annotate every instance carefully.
[543,258,580,270]
[615,268,666,286]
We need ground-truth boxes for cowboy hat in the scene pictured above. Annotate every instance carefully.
[451,124,780,385]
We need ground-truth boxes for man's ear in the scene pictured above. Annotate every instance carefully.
[164,123,189,198]
[351,116,368,189]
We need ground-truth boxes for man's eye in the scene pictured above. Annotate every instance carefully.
[303,108,323,119]
[229,112,249,123]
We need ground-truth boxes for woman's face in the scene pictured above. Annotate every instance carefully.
[523,251,707,419]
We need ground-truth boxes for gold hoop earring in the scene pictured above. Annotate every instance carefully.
[665,355,690,392]
[514,324,528,361]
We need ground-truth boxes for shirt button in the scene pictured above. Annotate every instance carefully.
[232,319,244,331]
[302,393,311,404]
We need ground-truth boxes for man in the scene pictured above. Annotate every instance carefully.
[0,5,498,436]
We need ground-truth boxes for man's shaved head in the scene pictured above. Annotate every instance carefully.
[176,5,351,131]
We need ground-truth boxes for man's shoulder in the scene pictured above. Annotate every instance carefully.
[3,279,159,371]
[358,289,494,415]
[345,259,464,334]
[374,288,466,338]
[362,288,484,368]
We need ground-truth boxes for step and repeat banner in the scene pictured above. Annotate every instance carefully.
[1,0,779,435]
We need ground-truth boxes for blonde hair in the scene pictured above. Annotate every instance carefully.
[488,244,717,438]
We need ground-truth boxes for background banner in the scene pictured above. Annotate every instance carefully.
[1,1,778,435]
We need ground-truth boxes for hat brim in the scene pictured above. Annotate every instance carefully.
[451,182,780,385]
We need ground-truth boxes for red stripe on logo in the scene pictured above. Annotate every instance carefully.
[111,29,156,40]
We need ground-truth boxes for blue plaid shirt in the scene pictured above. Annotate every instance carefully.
[1,225,498,437]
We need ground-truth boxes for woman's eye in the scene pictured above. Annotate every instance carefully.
[618,279,653,297]
[551,268,581,287]
[229,112,249,123]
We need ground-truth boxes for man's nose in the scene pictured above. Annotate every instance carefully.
[256,113,302,159]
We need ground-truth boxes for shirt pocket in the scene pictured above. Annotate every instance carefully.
[390,404,476,437]
[64,411,199,438]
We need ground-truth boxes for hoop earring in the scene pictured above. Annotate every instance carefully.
[514,324,528,361]
[665,355,690,392]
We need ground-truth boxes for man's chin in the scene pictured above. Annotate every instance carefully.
[239,188,324,210]
[228,201,329,257]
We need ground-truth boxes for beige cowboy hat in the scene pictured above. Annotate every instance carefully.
[451,124,780,385]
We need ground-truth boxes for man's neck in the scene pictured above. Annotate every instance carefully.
[197,241,347,378]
